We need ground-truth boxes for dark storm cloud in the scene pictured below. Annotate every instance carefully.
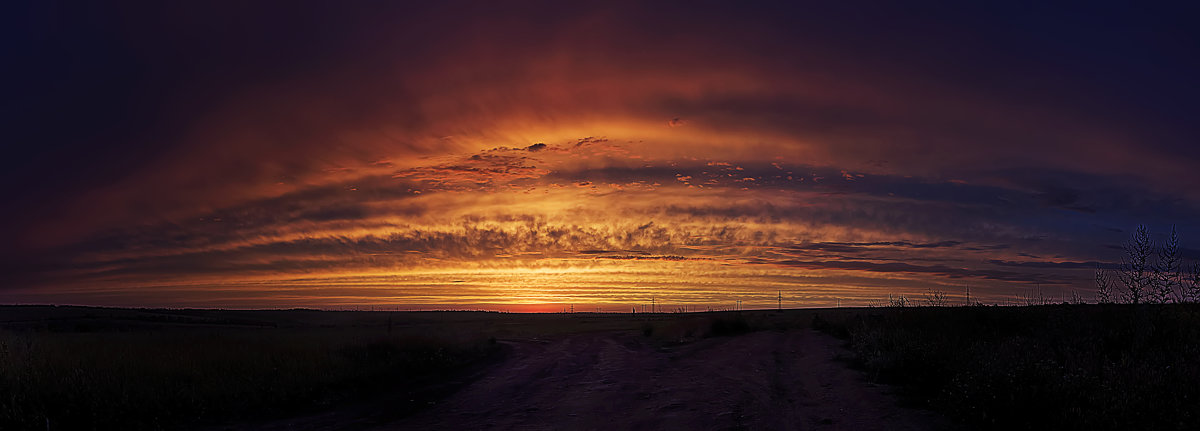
[987,260,1117,270]
[788,241,964,254]
[38,220,747,282]
[546,160,1200,225]
[61,175,425,256]
[761,259,1075,285]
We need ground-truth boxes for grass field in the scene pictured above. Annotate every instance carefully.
[812,304,1200,430]
[5,304,1200,430]
[0,306,801,430]
[0,306,511,430]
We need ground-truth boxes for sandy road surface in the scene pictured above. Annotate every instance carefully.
[387,329,946,430]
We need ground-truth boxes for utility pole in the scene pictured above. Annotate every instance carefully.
[778,290,782,310]
[651,298,655,313]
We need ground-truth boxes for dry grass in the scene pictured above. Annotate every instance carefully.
[0,307,503,430]
[0,306,811,429]
[813,304,1200,430]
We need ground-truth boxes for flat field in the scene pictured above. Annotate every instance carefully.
[4,304,1196,430]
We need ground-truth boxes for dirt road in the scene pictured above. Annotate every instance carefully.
[387,329,946,430]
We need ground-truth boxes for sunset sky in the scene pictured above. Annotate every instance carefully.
[4,2,1199,310]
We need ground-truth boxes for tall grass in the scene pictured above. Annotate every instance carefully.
[815,304,1200,430]
[0,325,496,430]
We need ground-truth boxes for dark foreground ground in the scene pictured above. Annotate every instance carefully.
[3,304,1199,430]
[1,306,942,430]
[388,329,942,431]
[231,326,942,431]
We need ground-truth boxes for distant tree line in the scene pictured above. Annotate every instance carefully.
[1096,225,1200,303]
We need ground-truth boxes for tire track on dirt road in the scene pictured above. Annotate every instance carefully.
[388,329,947,430]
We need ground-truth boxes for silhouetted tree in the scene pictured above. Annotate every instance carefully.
[1183,262,1200,303]
[887,295,910,307]
[1152,225,1182,303]
[1095,266,1114,304]
[1118,225,1154,304]
[924,288,948,306]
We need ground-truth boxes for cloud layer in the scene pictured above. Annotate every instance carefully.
[5,2,1199,309]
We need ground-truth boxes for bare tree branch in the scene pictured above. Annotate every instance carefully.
[1118,225,1154,304]
[1095,265,1113,304]
[1153,225,1183,303]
